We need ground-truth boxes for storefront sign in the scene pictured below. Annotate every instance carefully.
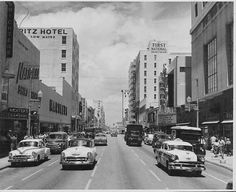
[16,62,39,84]
[6,2,15,58]
[49,99,67,116]
[158,113,176,126]
[0,108,28,119]
[149,41,167,53]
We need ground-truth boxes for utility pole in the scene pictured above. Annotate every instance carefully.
[121,90,124,126]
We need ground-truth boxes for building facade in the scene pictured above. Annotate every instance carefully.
[190,2,233,141]
[128,60,136,123]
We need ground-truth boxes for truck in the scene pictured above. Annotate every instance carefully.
[170,126,206,163]
[124,124,143,146]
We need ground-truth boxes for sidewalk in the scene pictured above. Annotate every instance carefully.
[205,150,233,171]
[0,155,10,170]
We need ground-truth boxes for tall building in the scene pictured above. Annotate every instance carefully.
[135,40,169,125]
[190,2,233,140]
[128,60,136,123]
[19,27,79,95]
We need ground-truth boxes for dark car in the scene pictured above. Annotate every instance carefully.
[94,133,107,145]
[111,132,117,137]
[46,131,68,154]
[152,132,171,153]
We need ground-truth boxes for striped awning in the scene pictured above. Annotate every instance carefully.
[201,121,219,125]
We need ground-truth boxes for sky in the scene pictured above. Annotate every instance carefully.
[14,1,192,126]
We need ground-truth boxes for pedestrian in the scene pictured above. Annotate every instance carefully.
[210,135,216,151]
[225,138,231,156]
[219,137,225,159]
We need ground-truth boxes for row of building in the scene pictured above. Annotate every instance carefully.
[126,2,233,142]
[0,2,106,143]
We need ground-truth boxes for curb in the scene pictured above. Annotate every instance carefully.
[205,159,233,172]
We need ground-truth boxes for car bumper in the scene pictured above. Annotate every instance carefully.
[169,162,206,171]
[60,160,93,166]
[94,140,107,145]
[8,158,37,163]
[47,145,62,152]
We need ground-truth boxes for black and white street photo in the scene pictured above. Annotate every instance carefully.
[0,1,234,191]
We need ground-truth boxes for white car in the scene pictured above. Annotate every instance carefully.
[8,139,50,166]
[60,138,97,170]
[144,133,154,145]
[155,138,205,176]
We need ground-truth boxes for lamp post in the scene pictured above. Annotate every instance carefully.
[121,90,124,126]
[195,79,199,128]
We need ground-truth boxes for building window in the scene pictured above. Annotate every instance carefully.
[154,55,157,60]
[154,94,156,99]
[61,63,66,72]
[62,36,67,44]
[144,78,146,84]
[62,50,66,58]
[195,3,198,17]
[144,94,147,98]
[154,71,156,76]
[144,55,147,60]
[154,86,156,91]
[144,63,147,68]
[144,86,146,92]
[226,23,233,85]
[144,71,147,76]
[154,78,156,83]
[204,38,217,94]
[154,63,156,68]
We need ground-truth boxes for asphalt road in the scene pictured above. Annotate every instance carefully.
[0,135,232,190]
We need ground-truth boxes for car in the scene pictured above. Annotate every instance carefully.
[46,131,68,154]
[152,132,171,152]
[60,138,97,170]
[8,139,50,166]
[111,132,117,137]
[144,133,154,145]
[94,133,107,146]
[155,138,205,176]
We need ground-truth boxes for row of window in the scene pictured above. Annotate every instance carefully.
[144,94,157,99]
[144,54,157,61]
[144,78,157,84]
[144,71,157,76]
[144,63,157,68]
[144,86,157,92]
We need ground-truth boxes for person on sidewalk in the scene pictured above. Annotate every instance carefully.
[219,137,225,159]
[225,138,232,156]
[210,135,216,151]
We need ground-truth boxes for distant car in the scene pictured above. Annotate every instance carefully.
[155,138,205,176]
[60,138,97,170]
[111,132,117,137]
[144,133,154,145]
[8,139,50,166]
[46,132,68,154]
[94,133,107,146]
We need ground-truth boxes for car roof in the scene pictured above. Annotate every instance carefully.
[163,138,192,146]
[171,126,201,131]
[48,131,67,135]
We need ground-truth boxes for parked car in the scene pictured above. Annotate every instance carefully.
[155,138,205,176]
[152,132,171,153]
[46,132,68,154]
[94,133,107,146]
[8,139,50,166]
[60,138,97,170]
[144,133,154,145]
[111,132,118,137]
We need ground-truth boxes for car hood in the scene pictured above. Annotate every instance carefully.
[63,146,93,156]
[169,149,197,162]
[11,147,39,155]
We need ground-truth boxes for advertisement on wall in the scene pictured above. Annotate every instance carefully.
[158,113,176,126]
[149,41,168,53]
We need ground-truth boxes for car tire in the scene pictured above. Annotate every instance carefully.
[62,165,68,170]
[44,155,49,161]
[11,162,17,167]
[195,171,202,176]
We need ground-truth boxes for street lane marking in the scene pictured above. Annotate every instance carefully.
[47,160,58,167]
[85,178,92,189]
[4,186,13,190]
[22,169,43,181]
[149,169,161,182]
[91,164,98,177]
[204,172,227,184]
[139,159,146,166]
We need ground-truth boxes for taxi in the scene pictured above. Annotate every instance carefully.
[155,138,205,176]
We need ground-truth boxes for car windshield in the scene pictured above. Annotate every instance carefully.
[130,131,140,136]
[96,134,105,137]
[19,141,38,147]
[48,134,64,139]
[70,140,92,147]
[169,145,192,151]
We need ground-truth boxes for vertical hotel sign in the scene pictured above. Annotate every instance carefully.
[6,2,15,58]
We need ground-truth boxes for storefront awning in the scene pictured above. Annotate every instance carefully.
[221,120,233,124]
[201,121,219,125]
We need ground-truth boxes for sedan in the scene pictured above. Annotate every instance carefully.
[94,133,107,146]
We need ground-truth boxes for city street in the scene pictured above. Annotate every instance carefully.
[0,135,232,190]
